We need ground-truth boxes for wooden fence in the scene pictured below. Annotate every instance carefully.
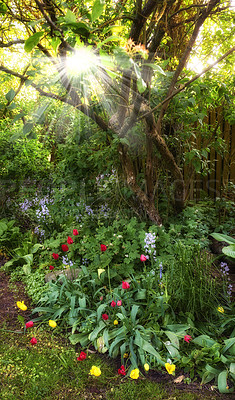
[183,107,235,202]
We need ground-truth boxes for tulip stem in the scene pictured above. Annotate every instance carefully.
[107,265,112,293]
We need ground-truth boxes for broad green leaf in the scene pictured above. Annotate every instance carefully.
[7,102,17,110]
[53,305,69,319]
[166,324,191,332]
[24,32,44,52]
[64,10,76,23]
[89,321,105,341]
[218,370,234,393]
[92,0,105,22]
[230,363,235,380]
[201,371,215,384]
[137,77,147,93]
[31,243,42,253]
[69,333,88,345]
[5,88,15,102]
[22,264,31,275]
[109,335,125,357]
[131,305,139,325]
[193,335,217,348]
[0,222,7,232]
[50,37,61,52]
[164,342,180,358]
[0,2,7,14]
[134,289,146,300]
[165,331,179,349]
[13,112,26,123]
[79,296,86,308]
[222,244,235,259]
[223,338,235,355]
[205,364,222,375]
[97,36,121,48]
[144,63,166,75]
[210,233,235,245]
[96,303,107,320]
[23,254,33,265]
[23,122,34,135]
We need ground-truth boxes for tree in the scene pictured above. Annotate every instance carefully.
[0,0,234,224]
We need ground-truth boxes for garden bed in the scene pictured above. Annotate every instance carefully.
[0,269,232,400]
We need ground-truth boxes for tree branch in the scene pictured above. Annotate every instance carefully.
[139,45,235,121]
[0,40,25,48]
[0,64,109,131]
[155,0,221,131]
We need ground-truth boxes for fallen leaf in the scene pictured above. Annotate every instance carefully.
[174,375,185,383]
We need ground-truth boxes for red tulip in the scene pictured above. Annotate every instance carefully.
[61,244,69,252]
[100,244,107,252]
[140,254,147,262]
[122,281,130,289]
[30,337,37,345]
[118,365,126,376]
[67,236,73,244]
[77,351,87,361]
[52,253,59,260]
[25,321,34,328]
[184,335,192,343]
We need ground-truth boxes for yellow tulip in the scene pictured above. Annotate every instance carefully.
[144,363,149,372]
[49,320,57,328]
[90,366,101,377]
[114,320,118,325]
[165,363,175,375]
[98,269,105,278]
[16,301,27,311]
[217,306,224,313]
[130,368,139,379]
[123,353,129,358]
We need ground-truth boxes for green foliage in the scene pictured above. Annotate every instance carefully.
[2,232,42,274]
[179,333,235,394]
[0,219,22,250]
[210,233,235,259]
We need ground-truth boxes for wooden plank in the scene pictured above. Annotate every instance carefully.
[230,124,235,184]
[222,119,231,195]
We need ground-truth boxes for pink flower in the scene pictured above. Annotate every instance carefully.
[49,265,54,271]
[30,337,37,345]
[111,301,116,307]
[25,321,34,328]
[100,296,103,301]
[184,335,192,343]
[73,229,79,236]
[77,351,87,361]
[100,244,107,252]
[52,253,59,260]
[117,300,122,306]
[122,281,130,289]
[118,365,126,376]
[67,236,73,244]
[102,313,109,321]
[140,254,147,262]
[61,244,69,252]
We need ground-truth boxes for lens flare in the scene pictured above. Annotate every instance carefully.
[66,48,96,75]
